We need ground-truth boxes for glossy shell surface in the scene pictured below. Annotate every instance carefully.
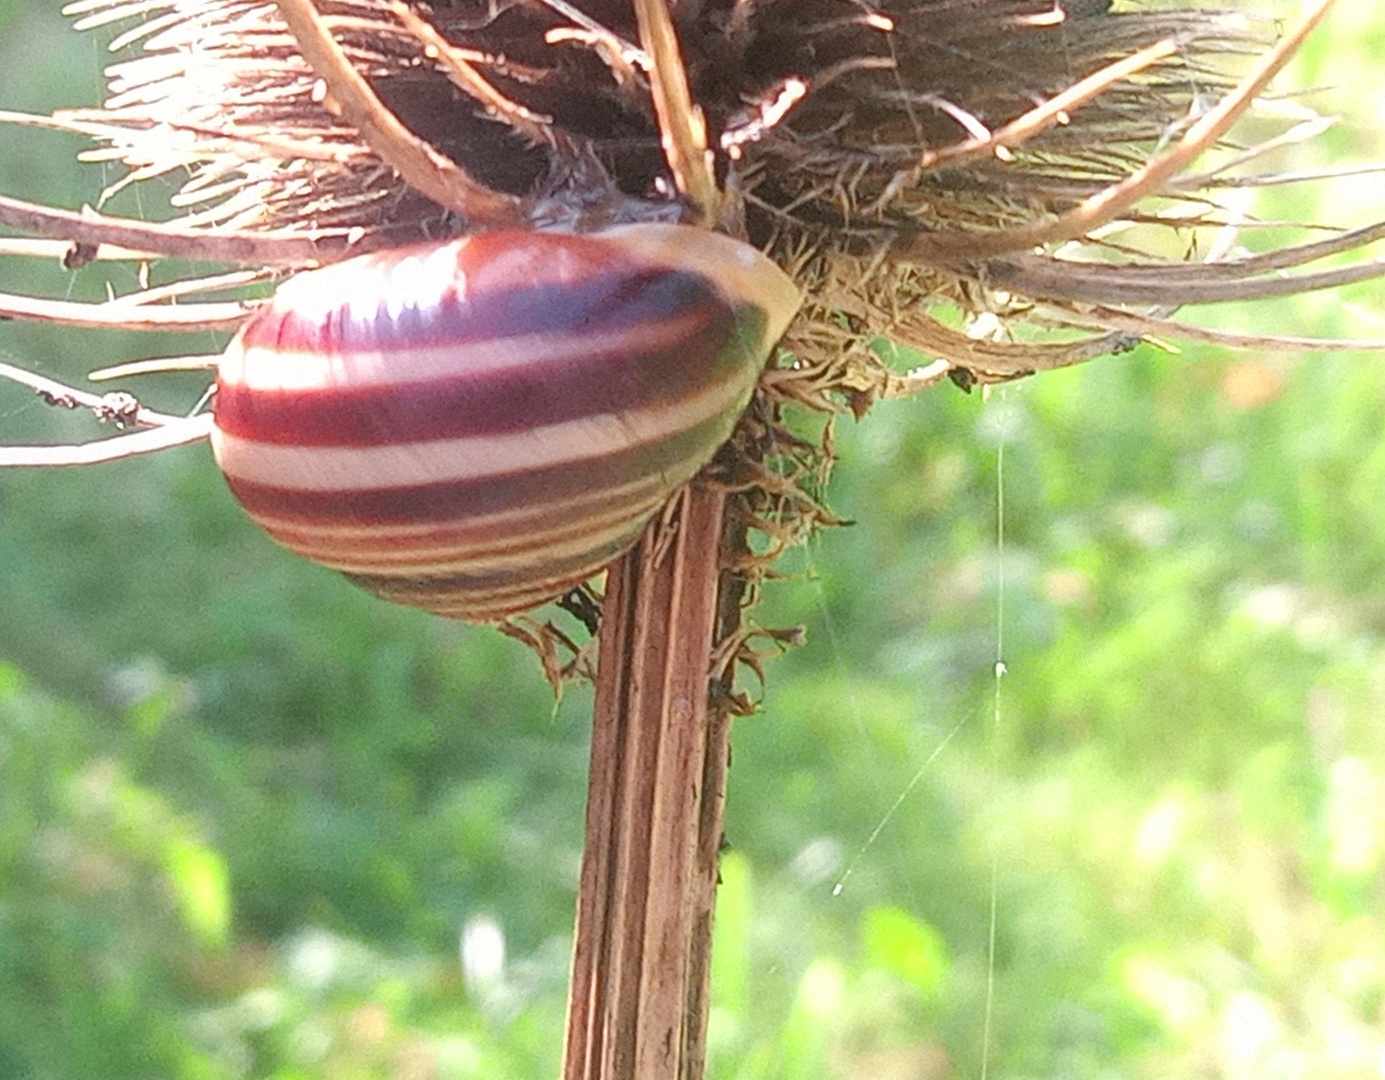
[211,225,801,621]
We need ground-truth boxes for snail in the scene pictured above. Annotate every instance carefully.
[210,224,800,622]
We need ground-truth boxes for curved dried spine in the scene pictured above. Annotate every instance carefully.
[1062,310,1385,355]
[0,360,191,428]
[631,0,718,221]
[0,289,251,331]
[113,268,278,306]
[0,359,216,468]
[0,107,360,167]
[385,1,560,150]
[271,0,525,223]
[889,316,1142,384]
[0,193,367,267]
[0,417,216,467]
[89,356,222,381]
[902,0,1337,261]
[987,250,1385,306]
[61,0,480,237]
[875,37,1183,195]
[497,613,598,694]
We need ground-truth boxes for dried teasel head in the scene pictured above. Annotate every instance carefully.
[1,0,1383,628]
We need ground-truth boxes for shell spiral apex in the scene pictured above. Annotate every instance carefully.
[210,225,801,622]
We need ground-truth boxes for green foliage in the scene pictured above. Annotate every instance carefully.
[3,3,1385,1078]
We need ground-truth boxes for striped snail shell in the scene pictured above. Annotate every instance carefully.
[210,224,801,622]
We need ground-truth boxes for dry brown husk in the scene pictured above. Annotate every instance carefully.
[4,0,1384,652]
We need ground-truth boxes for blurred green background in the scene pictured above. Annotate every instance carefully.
[2,1,1384,1078]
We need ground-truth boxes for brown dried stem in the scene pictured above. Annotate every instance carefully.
[0,236,152,262]
[563,484,737,1080]
[0,193,358,266]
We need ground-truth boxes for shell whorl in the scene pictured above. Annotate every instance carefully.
[210,225,800,621]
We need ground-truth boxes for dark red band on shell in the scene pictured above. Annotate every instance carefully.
[216,305,756,446]
[244,261,717,353]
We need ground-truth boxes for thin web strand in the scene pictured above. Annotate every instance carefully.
[831,716,967,897]
[980,388,1008,1080]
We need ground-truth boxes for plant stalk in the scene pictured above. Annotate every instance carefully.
[562,482,742,1080]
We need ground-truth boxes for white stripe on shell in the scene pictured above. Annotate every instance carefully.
[211,374,750,491]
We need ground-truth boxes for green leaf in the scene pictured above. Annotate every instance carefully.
[163,835,232,949]
[861,906,949,1001]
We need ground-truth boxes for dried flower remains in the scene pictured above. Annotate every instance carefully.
[1,0,1382,654]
